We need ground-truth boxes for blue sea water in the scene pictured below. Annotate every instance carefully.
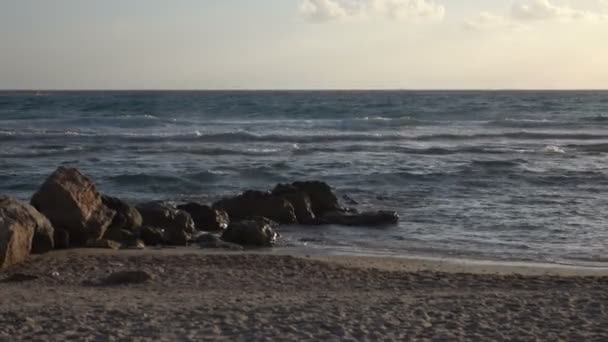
[1,90,608,265]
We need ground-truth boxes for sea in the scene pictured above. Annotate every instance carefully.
[1,90,608,266]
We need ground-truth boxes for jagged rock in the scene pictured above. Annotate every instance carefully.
[292,181,342,216]
[0,196,54,254]
[195,233,244,250]
[103,270,152,285]
[319,210,399,226]
[213,191,297,224]
[139,226,165,246]
[31,167,115,245]
[135,202,195,246]
[86,239,121,250]
[272,184,316,224]
[101,195,142,232]
[177,203,229,232]
[0,199,36,269]
[221,218,279,247]
[53,228,70,249]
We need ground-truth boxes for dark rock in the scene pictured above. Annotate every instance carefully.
[103,270,152,285]
[135,202,195,246]
[292,181,342,215]
[31,167,115,245]
[213,190,297,224]
[53,228,70,249]
[85,239,121,250]
[195,233,244,250]
[319,210,399,226]
[0,196,54,254]
[139,226,166,246]
[177,203,229,232]
[272,184,316,224]
[221,218,279,247]
[101,195,142,232]
[342,194,359,205]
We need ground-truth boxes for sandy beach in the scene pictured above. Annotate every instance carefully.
[2,249,608,341]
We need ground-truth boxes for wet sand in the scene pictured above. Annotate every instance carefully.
[1,248,608,341]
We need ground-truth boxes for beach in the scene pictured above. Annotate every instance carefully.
[2,249,608,341]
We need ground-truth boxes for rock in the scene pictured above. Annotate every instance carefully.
[272,184,316,224]
[292,181,342,216]
[31,167,115,245]
[177,203,229,232]
[86,239,121,250]
[319,210,399,226]
[213,190,297,224]
[0,196,54,254]
[101,195,142,232]
[135,202,195,246]
[0,218,34,269]
[221,218,279,247]
[139,226,165,246]
[103,270,152,285]
[53,229,70,249]
[194,233,244,250]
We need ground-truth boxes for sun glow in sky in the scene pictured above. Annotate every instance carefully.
[1,0,607,89]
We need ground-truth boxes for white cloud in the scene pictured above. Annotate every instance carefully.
[511,0,607,22]
[299,0,445,22]
[462,12,518,31]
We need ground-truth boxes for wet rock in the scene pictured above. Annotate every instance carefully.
[0,196,54,254]
[31,167,115,245]
[195,233,244,250]
[139,226,165,246]
[135,202,195,246]
[319,210,399,226]
[177,203,229,232]
[272,184,316,224]
[221,218,279,247]
[213,191,297,224]
[101,195,142,232]
[103,270,152,285]
[53,228,70,250]
[86,239,121,250]
[292,181,342,215]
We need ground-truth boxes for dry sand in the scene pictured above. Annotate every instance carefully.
[1,248,608,341]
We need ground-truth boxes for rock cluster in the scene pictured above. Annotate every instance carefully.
[0,167,399,269]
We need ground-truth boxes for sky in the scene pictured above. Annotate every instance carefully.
[1,0,607,89]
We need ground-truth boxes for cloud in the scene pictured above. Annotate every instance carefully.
[299,0,445,22]
[462,12,521,31]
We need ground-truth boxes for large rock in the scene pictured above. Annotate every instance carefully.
[0,197,36,269]
[135,202,195,246]
[195,233,244,250]
[319,210,400,226]
[101,195,142,232]
[177,203,229,232]
[221,218,279,247]
[0,196,54,254]
[31,167,115,245]
[53,228,70,249]
[213,191,297,224]
[292,181,342,216]
[272,184,316,224]
[140,226,165,246]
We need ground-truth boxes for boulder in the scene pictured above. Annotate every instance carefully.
[101,195,142,232]
[292,181,342,216]
[135,202,195,246]
[140,226,166,246]
[319,210,399,226]
[0,203,35,269]
[0,196,54,254]
[221,218,279,247]
[213,190,297,224]
[85,239,121,250]
[195,233,244,250]
[53,228,70,249]
[31,167,115,245]
[177,203,229,232]
[272,184,316,224]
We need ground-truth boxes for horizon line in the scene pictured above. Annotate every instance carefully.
[1,88,608,92]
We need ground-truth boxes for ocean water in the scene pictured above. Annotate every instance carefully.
[1,90,608,265]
